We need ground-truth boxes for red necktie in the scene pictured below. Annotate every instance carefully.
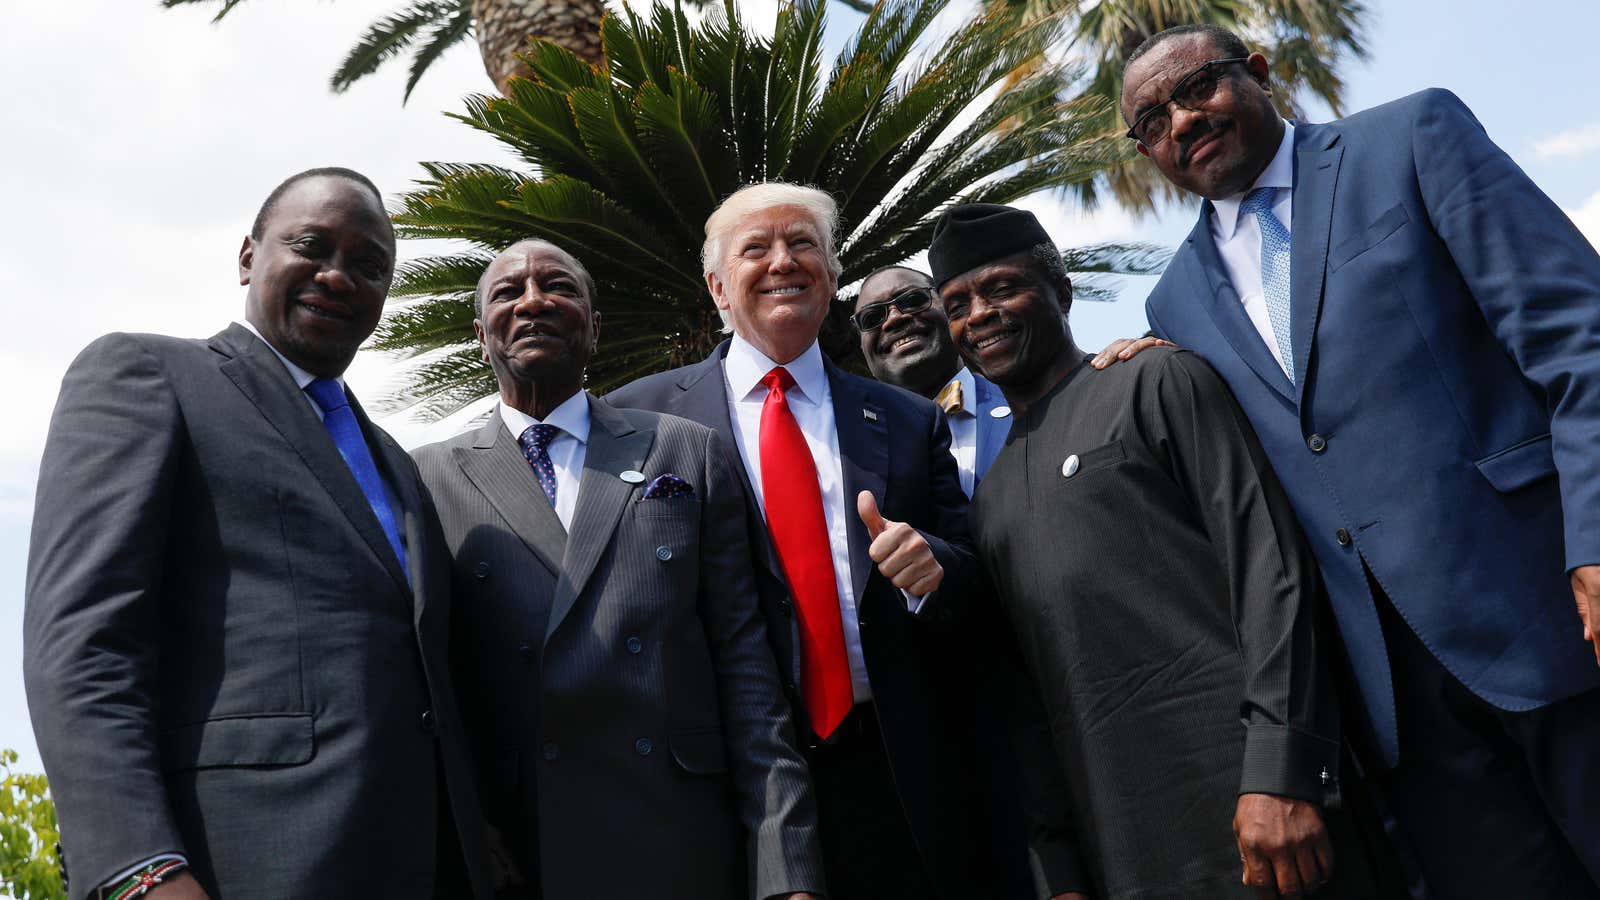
[759,367,852,738]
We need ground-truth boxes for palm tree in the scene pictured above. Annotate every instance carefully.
[1004,0,1368,212]
[369,0,1167,421]
[160,0,605,101]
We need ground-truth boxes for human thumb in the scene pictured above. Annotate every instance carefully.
[857,490,887,539]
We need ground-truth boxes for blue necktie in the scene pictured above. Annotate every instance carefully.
[304,377,409,580]
[1241,187,1295,384]
[518,423,562,508]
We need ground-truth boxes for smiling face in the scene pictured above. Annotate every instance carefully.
[240,175,394,377]
[855,267,961,399]
[707,204,838,364]
[1120,33,1282,201]
[474,240,599,409]
[939,251,1071,389]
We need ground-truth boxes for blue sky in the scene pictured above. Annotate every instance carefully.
[3,0,1599,771]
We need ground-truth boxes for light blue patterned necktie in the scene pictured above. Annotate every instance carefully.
[304,377,409,581]
[1240,187,1295,384]
[518,423,562,508]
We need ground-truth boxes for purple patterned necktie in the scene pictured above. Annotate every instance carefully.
[518,423,562,507]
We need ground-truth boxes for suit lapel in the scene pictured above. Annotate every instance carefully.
[355,395,428,618]
[829,362,887,605]
[455,414,567,579]
[672,342,786,583]
[1183,214,1297,404]
[1289,123,1344,402]
[972,375,1009,485]
[548,395,654,642]
[213,324,410,594]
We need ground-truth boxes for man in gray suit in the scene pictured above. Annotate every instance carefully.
[413,239,824,899]
[24,168,489,900]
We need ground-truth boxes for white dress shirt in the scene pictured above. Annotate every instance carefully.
[1209,120,1296,377]
[238,320,346,418]
[498,391,591,531]
[722,335,892,702]
[940,366,980,498]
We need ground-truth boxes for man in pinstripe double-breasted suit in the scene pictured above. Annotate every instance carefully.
[413,239,824,900]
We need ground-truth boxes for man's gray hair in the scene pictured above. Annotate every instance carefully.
[702,183,843,331]
[1031,241,1069,283]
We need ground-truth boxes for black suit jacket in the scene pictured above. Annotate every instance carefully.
[414,396,825,899]
[23,324,489,900]
[606,340,984,895]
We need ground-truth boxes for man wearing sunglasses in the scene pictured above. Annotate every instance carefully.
[854,267,1011,497]
[1127,23,1600,897]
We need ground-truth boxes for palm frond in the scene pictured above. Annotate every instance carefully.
[330,1,453,94]
[403,2,474,103]
[160,0,252,24]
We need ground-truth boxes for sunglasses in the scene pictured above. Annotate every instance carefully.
[852,287,936,331]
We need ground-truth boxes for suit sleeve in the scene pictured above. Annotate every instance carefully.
[1410,88,1600,570]
[23,334,188,895]
[908,406,981,627]
[696,428,827,898]
[1145,352,1342,805]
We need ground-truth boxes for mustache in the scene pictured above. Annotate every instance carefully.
[1178,117,1225,167]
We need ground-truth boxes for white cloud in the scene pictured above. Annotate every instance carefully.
[1565,189,1600,251]
[1533,122,1600,161]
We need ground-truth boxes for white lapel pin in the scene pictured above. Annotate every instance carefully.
[863,409,879,422]
[1061,454,1080,478]
[990,406,1011,419]
[619,469,646,484]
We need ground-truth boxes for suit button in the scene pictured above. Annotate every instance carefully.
[419,709,437,734]
[1336,528,1352,547]
[1307,434,1327,453]
[542,742,559,761]
[785,681,798,694]
[635,737,653,756]
[655,545,673,561]
[474,561,490,580]
[625,636,643,654]
[777,598,792,616]
[518,643,534,662]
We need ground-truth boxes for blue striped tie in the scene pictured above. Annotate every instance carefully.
[304,377,409,580]
[1241,187,1295,384]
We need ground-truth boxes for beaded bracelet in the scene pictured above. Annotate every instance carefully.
[106,860,187,900]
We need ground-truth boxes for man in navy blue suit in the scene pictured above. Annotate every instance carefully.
[1127,23,1600,896]
[606,183,1019,899]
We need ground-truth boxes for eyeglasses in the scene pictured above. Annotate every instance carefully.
[1125,57,1251,146]
[852,287,935,331]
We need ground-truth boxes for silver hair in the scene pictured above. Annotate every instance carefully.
[1030,241,1069,283]
[702,183,843,331]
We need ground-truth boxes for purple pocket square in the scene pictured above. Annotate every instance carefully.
[641,473,696,499]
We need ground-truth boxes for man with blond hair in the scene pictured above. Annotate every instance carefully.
[608,184,1018,898]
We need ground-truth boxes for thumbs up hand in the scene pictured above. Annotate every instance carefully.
[857,491,944,596]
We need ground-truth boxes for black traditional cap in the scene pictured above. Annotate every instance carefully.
[928,203,1053,288]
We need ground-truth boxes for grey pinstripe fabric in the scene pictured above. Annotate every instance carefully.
[414,393,824,899]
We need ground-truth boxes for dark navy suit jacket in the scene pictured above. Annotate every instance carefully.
[1145,89,1600,766]
[971,370,1011,486]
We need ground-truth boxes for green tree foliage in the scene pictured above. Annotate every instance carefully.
[371,0,1170,420]
[0,750,63,900]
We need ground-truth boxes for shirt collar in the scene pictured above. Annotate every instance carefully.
[1211,119,1296,243]
[944,366,977,417]
[724,333,829,406]
[237,320,344,393]
[498,390,592,445]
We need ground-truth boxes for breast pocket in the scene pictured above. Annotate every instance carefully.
[1329,204,1410,273]
[633,496,702,518]
[1055,440,1127,482]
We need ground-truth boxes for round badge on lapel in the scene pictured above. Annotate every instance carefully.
[1061,454,1080,478]
[620,469,647,484]
[990,405,1011,419]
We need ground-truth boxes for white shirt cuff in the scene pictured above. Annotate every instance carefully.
[99,854,188,897]
[902,588,926,614]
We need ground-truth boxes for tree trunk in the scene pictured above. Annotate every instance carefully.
[473,0,607,94]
